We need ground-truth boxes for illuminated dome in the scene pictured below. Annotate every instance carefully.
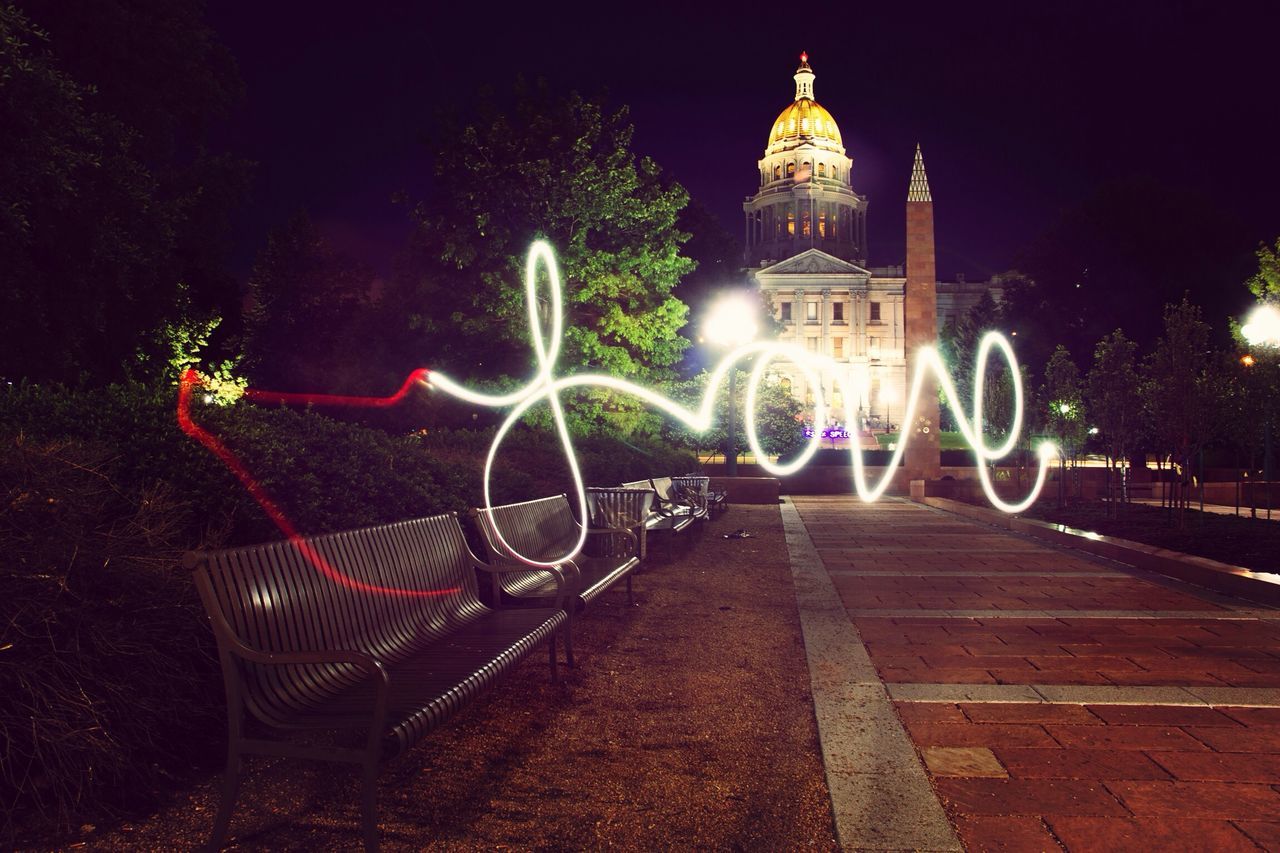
[768,100,843,148]
[766,53,844,154]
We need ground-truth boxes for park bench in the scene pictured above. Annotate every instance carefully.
[586,485,657,560]
[675,474,727,517]
[186,513,568,851]
[651,476,709,523]
[621,478,700,533]
[472,494,640,667]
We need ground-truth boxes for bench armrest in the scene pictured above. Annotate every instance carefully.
[474,559,571,608]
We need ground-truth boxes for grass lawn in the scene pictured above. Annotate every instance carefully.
[1024,500,1280,574]
[875,431,973,451]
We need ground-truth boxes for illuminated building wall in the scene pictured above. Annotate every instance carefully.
[744,55,1002,430]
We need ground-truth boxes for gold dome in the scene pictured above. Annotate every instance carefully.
[768,98,843,149]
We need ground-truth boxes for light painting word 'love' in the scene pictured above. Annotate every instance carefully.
[181,241,1056,574]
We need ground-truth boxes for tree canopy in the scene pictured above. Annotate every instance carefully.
[0,1,248,385]
[388,82,694,389]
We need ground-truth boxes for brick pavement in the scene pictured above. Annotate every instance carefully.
[790,495,1280,852]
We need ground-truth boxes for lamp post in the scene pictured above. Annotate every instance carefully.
[1241,303,1280,519]
[879,384,898,437]
[705,293,759,477]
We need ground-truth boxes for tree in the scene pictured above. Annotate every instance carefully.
[1244,236,1280,305]
[938,289,1002,430]
[1142,298,1224,525]
[0,3,248,385]
[1041,345,1087,502]
[1086,330,1141,515]
[242,213,380,394]
[661,371,805,463]
[388,82,694,401]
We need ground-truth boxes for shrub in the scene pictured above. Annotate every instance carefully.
[0,382,699,840]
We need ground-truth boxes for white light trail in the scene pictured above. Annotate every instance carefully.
[420,241,1056,565]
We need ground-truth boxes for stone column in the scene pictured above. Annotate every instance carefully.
[904,146,941,481]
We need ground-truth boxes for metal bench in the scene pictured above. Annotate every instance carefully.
[621,478,700,534]
[675,474,727,517]
[187,513,568,851]
[472,494,640,668]
[586,486,657,560]
[651,476,709,522]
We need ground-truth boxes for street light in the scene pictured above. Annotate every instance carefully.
[1242,302,1280,518]
[705,293,759,476]
[879,384,899,436]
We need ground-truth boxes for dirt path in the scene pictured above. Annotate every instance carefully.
[78,504,836,851]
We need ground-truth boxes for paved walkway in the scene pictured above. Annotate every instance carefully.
[784,495,1280,851]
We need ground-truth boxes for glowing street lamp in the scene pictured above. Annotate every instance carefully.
[879,384,899,436]
[1242,304,1280,349]
[705,293,759,476]
[1242,302,1280,512]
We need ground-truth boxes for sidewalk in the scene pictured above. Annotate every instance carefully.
[785,495,1280,851]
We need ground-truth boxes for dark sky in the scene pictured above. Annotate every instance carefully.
[207,1,1280,286]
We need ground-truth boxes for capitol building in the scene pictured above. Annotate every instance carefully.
[745,54,999,432]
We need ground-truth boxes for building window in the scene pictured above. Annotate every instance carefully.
[781,377,792,394]
[833,302,844,322]
[780,301,792,322]
[807,336,819,352]
[787,210,795,235]
[801,210,811,237]
[806,301,818,322]
[786,162,796,177]
[833,337,844,358]
[773,164,781,180]
[817,163,826,177]
[870,301,881,322]
[818,212,826,238]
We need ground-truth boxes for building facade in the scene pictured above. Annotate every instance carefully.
[745,55,999,435]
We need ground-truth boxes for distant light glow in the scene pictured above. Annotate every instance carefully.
[704,293,759,348]
[184,241,1054,570]
[1242,304,1280,348]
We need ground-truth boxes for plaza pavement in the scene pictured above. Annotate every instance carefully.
[783,494,1280,852]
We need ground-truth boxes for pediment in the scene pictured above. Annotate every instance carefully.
[757,249,870,277]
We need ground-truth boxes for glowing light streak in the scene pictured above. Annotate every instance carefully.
[184,240,1055,574]
[177,370,459,600]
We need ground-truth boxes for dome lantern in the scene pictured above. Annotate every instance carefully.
[794,51,814,100]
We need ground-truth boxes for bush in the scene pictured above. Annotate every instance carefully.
[0,382,699,840]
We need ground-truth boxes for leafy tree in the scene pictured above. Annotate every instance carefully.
[662,371,804,463]
[1041,345,1086,501]
[243,212,380,394]
[938,290,1002,430]
[1142,298,1226,524]
[1244,236,1280,305]
[389,82,694,399]
[1086,329,1141,515]
[0,3,248,385]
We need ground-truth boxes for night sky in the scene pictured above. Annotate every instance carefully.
[207,1,1280,295]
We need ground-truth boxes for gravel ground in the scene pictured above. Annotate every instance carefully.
[69,504,836,851]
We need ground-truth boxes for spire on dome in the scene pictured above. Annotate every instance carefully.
[794,52,815,101]
[907,143,932,202]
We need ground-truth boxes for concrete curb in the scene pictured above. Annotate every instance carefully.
[917,496,1280,608]
[780,498,962,851]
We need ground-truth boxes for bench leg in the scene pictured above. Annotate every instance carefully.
[360,761,379,852]
[207,753,243,850]
[563,612,576,669]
